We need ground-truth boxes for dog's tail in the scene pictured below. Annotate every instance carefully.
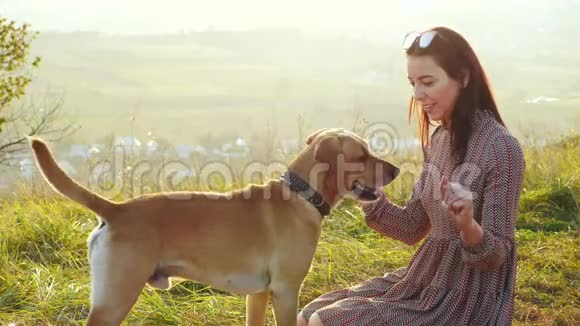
[30,137,119,220]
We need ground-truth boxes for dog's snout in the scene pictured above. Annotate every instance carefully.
[380,162,399,185]
[392,166,400,179]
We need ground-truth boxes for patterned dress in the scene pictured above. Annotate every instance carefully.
[301,109,526,325]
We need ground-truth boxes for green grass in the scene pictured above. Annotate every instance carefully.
[0,134,578,325]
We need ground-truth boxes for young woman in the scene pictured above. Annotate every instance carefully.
[297,26,525,326]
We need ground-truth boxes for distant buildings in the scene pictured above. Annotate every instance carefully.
[524,96,560,104]
[0,134,424,193]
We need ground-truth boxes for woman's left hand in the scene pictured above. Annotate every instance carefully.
[440,177,475,230]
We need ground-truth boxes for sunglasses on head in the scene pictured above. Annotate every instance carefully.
[402,30,439,50]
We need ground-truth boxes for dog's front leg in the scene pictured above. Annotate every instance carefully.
[270,283,301,326]
[246,291,271,326]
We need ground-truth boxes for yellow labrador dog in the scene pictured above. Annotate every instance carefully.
[29,128,399,326]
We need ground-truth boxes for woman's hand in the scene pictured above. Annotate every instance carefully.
[440,177,474,227]
[440,177,483,248]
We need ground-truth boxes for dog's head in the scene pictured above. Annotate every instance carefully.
[304,128,399,202]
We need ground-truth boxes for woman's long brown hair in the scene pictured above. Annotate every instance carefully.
[406,26,504,164]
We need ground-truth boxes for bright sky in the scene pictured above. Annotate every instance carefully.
[1,0,442,37]
[1,0,577,45]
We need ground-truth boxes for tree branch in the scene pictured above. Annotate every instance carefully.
[0,93,79,166]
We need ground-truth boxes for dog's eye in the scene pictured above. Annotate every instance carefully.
[358,153,369,162]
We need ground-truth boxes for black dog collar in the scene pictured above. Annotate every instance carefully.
[280,171,331,217]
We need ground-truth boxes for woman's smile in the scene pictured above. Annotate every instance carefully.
[422,103,436,112]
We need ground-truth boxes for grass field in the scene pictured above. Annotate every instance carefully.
[0,135,578,325]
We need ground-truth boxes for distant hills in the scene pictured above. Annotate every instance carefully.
[14,22,580,144]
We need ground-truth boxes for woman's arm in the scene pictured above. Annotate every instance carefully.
[360,163,431,245]
[453,134,526,271]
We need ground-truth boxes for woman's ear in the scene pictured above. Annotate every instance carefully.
[462,69,471,88]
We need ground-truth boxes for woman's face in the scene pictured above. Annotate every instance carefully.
[406,55,464,125]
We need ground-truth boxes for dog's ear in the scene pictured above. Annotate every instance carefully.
[341,137,366,162]
[306,128,332,145]
[314,136,341,164]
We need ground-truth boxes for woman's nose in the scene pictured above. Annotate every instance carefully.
[412,86,425,100]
